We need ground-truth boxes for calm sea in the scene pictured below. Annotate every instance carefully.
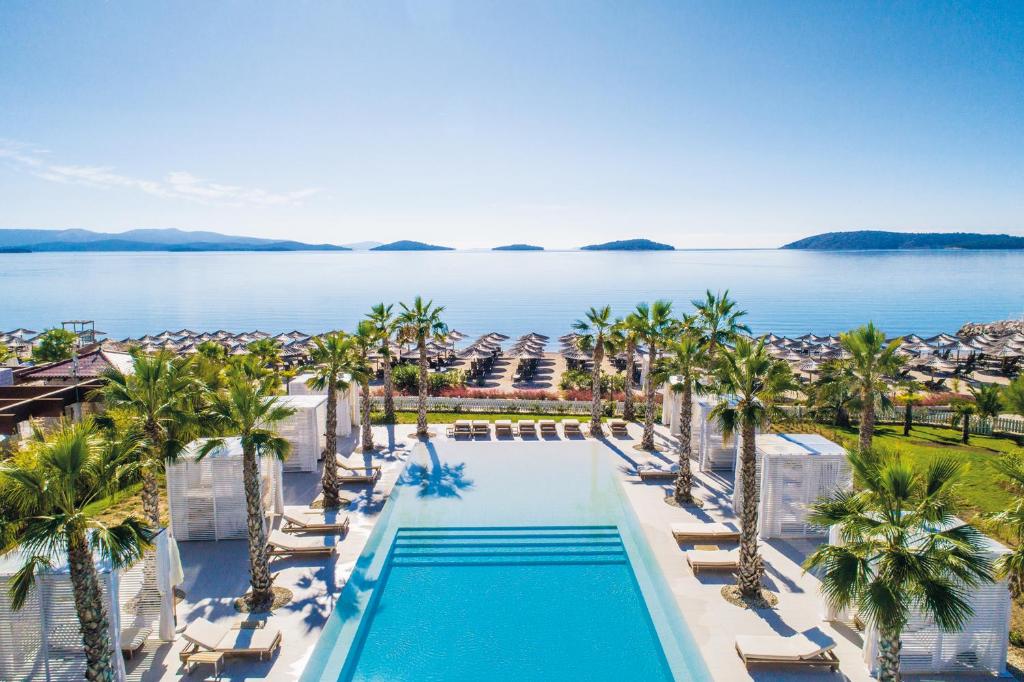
[1,250,1022,339]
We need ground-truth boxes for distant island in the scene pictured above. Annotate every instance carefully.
[782,230,1024,250]
[493,244,544,251]
[580,238,674,251]
[370,240,454,251]
[0,228,348,252]
[341,241,384,250]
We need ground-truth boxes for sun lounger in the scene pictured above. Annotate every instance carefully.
[267,530,336,558]
[637,463,678,481]
[562,419,582,436]
[686,549,739,574]
[671,522,740,543]
[120,626,150,659]
[609,419,629,436]
[180,617,282,664]
[735,627,839,672]
[538,419,558,436]
[494,419,514,437]
[282,506,349,534]
[517,420,537,437]
[335,455,382,484]
[472,420,491,436]
[447,419,473,438]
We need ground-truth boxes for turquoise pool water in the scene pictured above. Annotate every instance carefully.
[300,441,711,681]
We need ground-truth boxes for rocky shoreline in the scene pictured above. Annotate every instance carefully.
[958,319,1024,337]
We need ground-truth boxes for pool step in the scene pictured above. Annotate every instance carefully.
[390,526,627,567]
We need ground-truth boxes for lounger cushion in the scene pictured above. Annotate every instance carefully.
[735,627,836,661]
[671,522,739,538]
[183,618,230,651]
[216,627,280,652]
[268,530,332,551]
[686,549,739,568]
[283,506,347,527]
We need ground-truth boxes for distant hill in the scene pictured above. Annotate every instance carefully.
[493,243,544,251]
[782,231,1024,250]
[0,228,349,252]
[341,241,384,250]
[371,240,454,251]
[580,238,674,251]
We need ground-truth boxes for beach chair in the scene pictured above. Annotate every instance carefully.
[670,522,740,543]
[609,419,629,437]
[180,617,282,666]
[637,463,678,481]
[335,455,382,484]
[735,627,839,672]
[562,419,582,437]
[281,506,349,534]
[494,419,514,437]
[517,420,537,437]
[447,419,473,438]
[472,420,491,437]
[120,626,151,659]
[538,419,558,437]
[267,530,336,558]
[686,549,739,575]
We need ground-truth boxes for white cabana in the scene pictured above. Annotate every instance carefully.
[825,520,1011,676]
[696,396,738,471]
[166,437,284,541]
[276,394,327,472]
[661,375,683,432]
[288,372,359,438]
[731,433,850,538]
[0,529,179,681]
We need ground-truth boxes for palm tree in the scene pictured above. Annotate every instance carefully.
[349,320,379,452]
[307,331,354,508]
[367,303,398,423]
[840,323,903,453]
[1,419,151,681]
[396,296,447,437]
[611,313,643,421]
[573,305,614,436]
[1003,376,1024,417]
[807,360,858,428]
[196,340,229,362]
[633,300,674,450]
[98,350,199,527]
[246,338,284,385]
[691,289,751,361]
[987,454,1024,599]
[805,449,993,682]
[711,338,796,597]
[657,333,709,505]
[951,398,977,444]
[971,383,1002,427]
[201,370,295,611]
[897,377,924,436]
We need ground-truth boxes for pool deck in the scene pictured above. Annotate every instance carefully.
[130,422,994,681]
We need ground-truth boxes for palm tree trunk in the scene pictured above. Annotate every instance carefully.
[737,422,763,597]
[321,382,340,508]
[67,530,116,682]
[590,343,604,436]
[641,344,658,450]
[416,338,429,436]
[623,340,636,421]
[382,352,395,423]
[674,382,695,504]
[962,415,970,444]
[242,445,273,610]
[360,378,374,451]
[859,388,875,453]
[876,625,902,682]
[903,401,912,436]
[142,421,162,527]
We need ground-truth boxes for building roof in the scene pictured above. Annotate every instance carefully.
[21,347,134,379]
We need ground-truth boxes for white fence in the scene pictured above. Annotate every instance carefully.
[782,405,1024,437]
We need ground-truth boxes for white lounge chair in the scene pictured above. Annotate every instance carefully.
[686,549,739,574]
[335,454,382,484]
[120,626,150,659]
[472,420,491,437]
[637,462,678,481]
[562,419,583,437]
[671,522,740,543]
[494,419,514,437]
[447,420,473,438]
[609,419,629,436]
[267,530,336,558]
[281,506,349,534]
[735,627,839,672]
[538,419,558,437]
[517,420,537,437]
[180,617,282,664]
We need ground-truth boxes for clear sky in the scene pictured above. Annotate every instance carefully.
[0,1,1022,249]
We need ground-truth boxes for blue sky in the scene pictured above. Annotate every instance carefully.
[0,1,1021,248]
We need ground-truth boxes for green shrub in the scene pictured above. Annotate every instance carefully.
[392,363,465,395]
[559,368,625,393]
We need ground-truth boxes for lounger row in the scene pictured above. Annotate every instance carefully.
[446,418,632,438]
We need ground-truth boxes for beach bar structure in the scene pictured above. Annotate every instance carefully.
[826,520,1011,676]
[276,394,327,472]
[287,373,359,438]
[732,433,850,538]
[166,437,284,541]
[696,396,739,471]
[0,529,178,681]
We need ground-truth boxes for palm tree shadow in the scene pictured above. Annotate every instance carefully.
[398,443,474,499]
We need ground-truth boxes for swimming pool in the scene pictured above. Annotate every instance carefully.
[300,441,712,681]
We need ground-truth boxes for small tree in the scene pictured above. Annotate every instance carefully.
[951,399,977,444]
[573,305,614,437]
[1003,376,1024,417]
[971,383,1002,428]
[840,323,903,453]
[307,331,355,508]
[367,303,398,424]
[396,296,447,437]
[633,300,674,450]
[897,377,924,436]
[32,328,78,362]
[987,454,1024,599]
